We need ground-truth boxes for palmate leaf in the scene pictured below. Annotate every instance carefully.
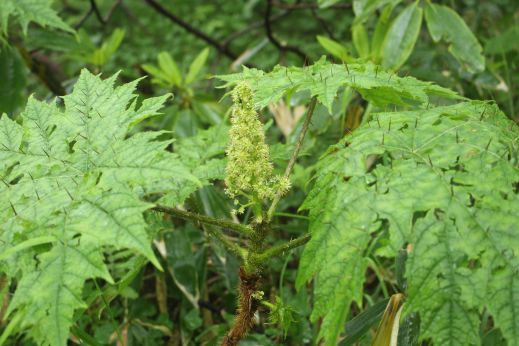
[297,101,519,345]
[217,58,460,112]
[0,0,73,36]
[0,70,197,346]
[159,123,228,206]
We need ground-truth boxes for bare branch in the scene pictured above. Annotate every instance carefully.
[271,1,351,10]
[144,0,239,61]
[265,0,310,62]
[89,0,106,25]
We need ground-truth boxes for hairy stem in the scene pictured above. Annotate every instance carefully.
[153,204,252,236]
[205,225,248,260]
[267,96,317,221]
[254,234,311,263]
[220,268,260,346]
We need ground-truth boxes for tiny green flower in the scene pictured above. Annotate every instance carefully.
[225,82,290,205]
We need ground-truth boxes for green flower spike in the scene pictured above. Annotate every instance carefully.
[225,82,290,211]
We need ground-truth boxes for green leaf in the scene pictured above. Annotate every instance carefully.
[424,3,485,72]
[352,23,370,59]
[71,29,125,67]
[158,51,182,86]
[342,298,389,345]
[160,123,228,205]
[7,238,113,346]
[484,25,519,55]
[98,28,125,64]
[0,70,196,346]
[298,101,519,344]
[381,2,423,71]
[353,0,402,24]
[296,175,377,345]
[0,46,26,114]
[316,35,352,62]
[371,4,394,63]
[217,58,460,113]
[185,48,209,85]
[405,214,480,345]
[0,0,73,36]
[318,0,343,8]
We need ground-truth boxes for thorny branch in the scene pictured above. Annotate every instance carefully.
[254,234,311,262]
[153,204,253,236]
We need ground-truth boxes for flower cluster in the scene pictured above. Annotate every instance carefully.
[225,82,290,206]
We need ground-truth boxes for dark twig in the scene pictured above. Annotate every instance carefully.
[265,0,310,62]
[144,0,238,61]
[222,11,288,48]
[16,46,66,96]
[74,5,94,29]
[75,0,121,29]
[310,7,336,40]
[89,0,106,25]
[104,0,123,21]
[271,1,351,10]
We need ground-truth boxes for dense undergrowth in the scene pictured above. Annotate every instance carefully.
[0,1,518,345]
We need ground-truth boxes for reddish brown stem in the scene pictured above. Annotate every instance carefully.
[220,268,260,346]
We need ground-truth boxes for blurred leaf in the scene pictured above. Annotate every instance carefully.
[184,309,203,331]
[186,48,209,85]
[0,45,26,114]
[341,298,389,345]
[353,0,402,24]
[72,28,125,67]
[352,23,370,59]
[26,27,79,52]
[424,3,484,72]
[0,0,73,36]
[316,35,352,62]
[99,28,125,64]
[381,2,423,70]
[165,229,200,308]
[157,52,182,86]
[371,294,404,346]
[142,63,171,86]
[371,4,394,63]
[318,0,343,8]
[484,25,519,55]
[397,312,420,346]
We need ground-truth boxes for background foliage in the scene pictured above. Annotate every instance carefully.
[0,0,518,345]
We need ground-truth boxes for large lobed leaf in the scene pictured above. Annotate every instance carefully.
[297,101,519,345]
[0,0,73,36]
[217,58,460,113]
[0,70,197,346]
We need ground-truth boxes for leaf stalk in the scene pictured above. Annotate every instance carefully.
[266,96,318,222]
[153,204,253,236]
